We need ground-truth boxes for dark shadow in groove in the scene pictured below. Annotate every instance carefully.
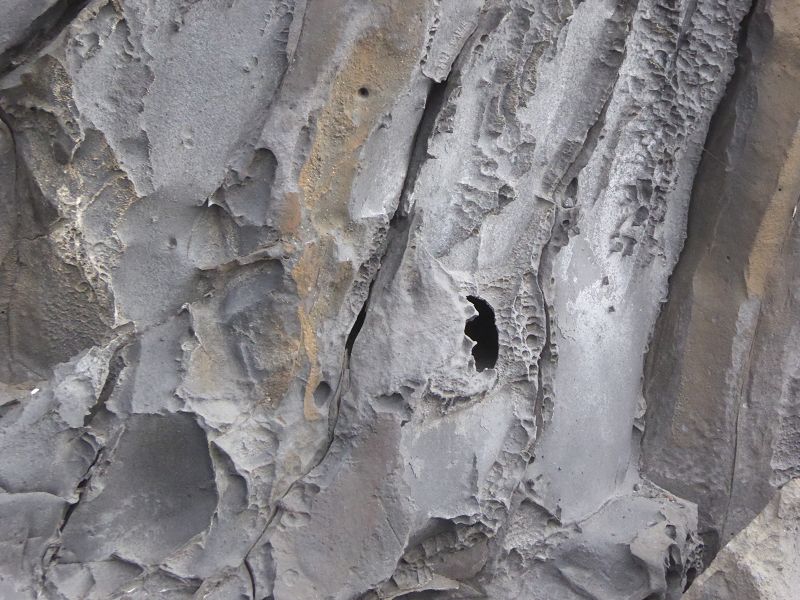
[0,0,92,77]
[345,286,371,356]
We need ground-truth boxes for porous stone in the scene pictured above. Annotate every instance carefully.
[0,1,796,599]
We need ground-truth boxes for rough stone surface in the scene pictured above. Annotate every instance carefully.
[642,0,800,558]
[682,478,800,600]
[0,0,796,599]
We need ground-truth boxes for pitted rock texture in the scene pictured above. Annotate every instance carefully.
[0,0,797,599]
[642,0,800,561]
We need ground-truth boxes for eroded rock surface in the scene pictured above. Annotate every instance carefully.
[0,0,796,599]
[642,0,800,558]
[683,478,800,600]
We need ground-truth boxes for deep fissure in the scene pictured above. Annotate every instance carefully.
[345,62,463,358]
[240,57,466,598]
[345,284,370,356]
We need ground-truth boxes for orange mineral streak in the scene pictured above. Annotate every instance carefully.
[280,192,303,236]
[745,120,800,299]
[668,0,800,445]
[291,0,428,420]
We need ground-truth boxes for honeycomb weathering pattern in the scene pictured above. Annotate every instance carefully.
[0,0,798,599]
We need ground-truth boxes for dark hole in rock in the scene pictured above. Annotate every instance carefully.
[566,176,578,199]
[699,528,720,566]
[358,86,370,98]
[634,205,650,225]
[313,381,332,408]
[684,567,698,592]
[0,400,19,419]
[396,589,448,599]
[665,545,683,591]
[498,183,515,206]
[465,295,499,371]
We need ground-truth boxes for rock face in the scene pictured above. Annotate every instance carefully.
[0,0,796,599]
[682,479,800,600]
[641,0,800,559]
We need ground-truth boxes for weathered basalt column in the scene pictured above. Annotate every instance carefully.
[642,0,800,560]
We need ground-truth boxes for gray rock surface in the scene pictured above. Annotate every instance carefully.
[0,0,796,599]
[642,0,800,558]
